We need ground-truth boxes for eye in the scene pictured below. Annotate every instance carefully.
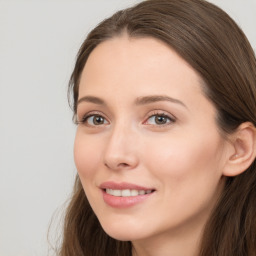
[80,114,109,126]
[145,113,175,126]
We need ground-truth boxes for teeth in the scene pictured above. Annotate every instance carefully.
[105,189,153,197]
[131,189,139,196]
[113,189,121,196]
[139,190,145,195]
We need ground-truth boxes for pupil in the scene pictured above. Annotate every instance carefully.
[94,116,104,125]
[156,116,167,124]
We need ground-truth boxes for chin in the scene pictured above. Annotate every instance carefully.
[99,219,147,241]
[102,227,135,241]
[106,231,135,241]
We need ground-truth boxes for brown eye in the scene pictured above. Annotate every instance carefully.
[155,115,168,124]
[93,116,105,125]
[83,115,108,126]
[146,114,175,126]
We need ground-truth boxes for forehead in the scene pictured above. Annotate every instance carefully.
[81,36,202,89]
[79,36,207,108]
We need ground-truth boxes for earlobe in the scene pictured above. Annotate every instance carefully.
[223,122,256,177]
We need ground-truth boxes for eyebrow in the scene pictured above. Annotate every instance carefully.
[77,95,187,109]
[135,95,187,108]
[77,96,106,106]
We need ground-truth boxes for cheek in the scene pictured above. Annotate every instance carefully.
[142,132,225,223]
[143,131,224,183]
[74,131,102,179]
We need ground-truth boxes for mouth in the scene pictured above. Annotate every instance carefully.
[99,182,156,208]
[104,188,155,197]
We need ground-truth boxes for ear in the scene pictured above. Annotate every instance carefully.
[223,122,256,177]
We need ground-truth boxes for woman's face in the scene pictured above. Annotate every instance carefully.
[74,36,230,243]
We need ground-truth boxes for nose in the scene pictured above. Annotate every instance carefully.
[103,123,139,171]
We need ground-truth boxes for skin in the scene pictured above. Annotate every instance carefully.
[74,35,233,256]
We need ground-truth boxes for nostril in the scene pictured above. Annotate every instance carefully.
[104,153,139,170]
[104,162,131,170]
[120,163,129,167]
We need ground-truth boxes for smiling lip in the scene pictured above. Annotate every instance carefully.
[100,181,154,190]
[99,182,155,208]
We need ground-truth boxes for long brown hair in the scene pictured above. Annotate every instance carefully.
[60,0,256,255]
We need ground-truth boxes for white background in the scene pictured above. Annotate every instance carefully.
[0,1,255,255]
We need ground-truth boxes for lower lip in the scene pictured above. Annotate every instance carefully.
[102,190,154,208]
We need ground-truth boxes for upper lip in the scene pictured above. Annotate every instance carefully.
[99,181,155,191]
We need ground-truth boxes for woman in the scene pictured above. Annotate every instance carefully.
[60,0,256,255]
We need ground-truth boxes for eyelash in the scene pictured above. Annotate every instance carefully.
[77,111,109,126]
[144,111,176,127]
[77,111,176,127]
